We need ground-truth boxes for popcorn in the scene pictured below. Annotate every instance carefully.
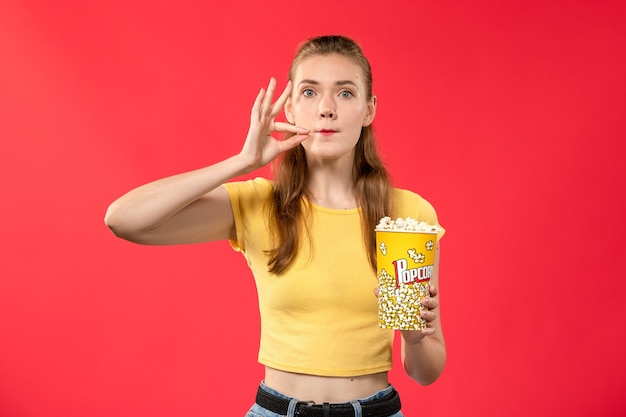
[376,216,441,234]
[378,269,430,330]
[376,216,439,330]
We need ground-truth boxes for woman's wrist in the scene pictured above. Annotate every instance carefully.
[231,151,263,175]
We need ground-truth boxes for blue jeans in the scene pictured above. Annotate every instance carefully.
[245,382,404,417]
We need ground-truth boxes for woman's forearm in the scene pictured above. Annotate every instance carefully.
[401,335,447,385]
[104,153,252,242]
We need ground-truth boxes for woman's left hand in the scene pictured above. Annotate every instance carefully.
[399,284,440,344]
[373,284,440,343]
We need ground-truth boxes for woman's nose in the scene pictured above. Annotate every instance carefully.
[319,108,336,118]
[318,96,336,119]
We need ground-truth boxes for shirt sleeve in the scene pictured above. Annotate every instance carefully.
[223,177,273,252]
[393,188,446,241]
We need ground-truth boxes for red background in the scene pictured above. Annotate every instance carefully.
[1,1,625,416]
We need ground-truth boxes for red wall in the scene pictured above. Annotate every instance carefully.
[1,1,625,416]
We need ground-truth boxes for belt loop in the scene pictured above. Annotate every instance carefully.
[287,398,299,417]
[323,402,331,417]
[351,400,363,417]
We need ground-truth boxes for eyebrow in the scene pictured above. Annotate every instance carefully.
[298,79,359,89]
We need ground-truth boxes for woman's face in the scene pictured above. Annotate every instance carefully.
[286,54,376,163]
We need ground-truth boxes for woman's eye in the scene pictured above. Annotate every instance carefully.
[340,90,353,98]
[303,89,315,97]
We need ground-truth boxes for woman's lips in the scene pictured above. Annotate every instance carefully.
[318,129,336,136]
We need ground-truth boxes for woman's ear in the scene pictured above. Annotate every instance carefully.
[363,95,377,127]
[285,97,295,124]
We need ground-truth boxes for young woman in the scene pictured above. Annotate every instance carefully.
[105,35,446,417]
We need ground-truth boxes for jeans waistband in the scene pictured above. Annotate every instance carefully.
[255,383,402,417]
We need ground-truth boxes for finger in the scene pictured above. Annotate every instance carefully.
[429,284,438,296]
[420,327,436,336]
[273,121,310,135]
[420,309,437,322]
[269,80,293,118]
[421,296,439,310]
[261,77,277,117]
[276,132,310,153]
[373,288,380,298]
[251,87,266,121]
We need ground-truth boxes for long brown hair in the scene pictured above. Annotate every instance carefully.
[266,35,393,274]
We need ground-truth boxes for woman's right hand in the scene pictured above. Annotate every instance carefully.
[238,77,310,171]
[105,78,307,245]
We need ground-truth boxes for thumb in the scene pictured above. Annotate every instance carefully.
[276,132,310,153]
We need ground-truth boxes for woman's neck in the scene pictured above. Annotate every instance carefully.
[306,160,357,209]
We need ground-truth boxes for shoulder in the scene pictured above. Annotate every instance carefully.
[392,188,437,213]
[223,177,274,220]
[223,177,273,200]
[392,188,442,230]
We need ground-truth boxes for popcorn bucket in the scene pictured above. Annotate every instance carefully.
[376,229,438,330]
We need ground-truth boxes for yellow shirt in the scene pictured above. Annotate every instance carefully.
[224,177,444,377]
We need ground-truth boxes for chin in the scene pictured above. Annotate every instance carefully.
[304,145,354,162]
